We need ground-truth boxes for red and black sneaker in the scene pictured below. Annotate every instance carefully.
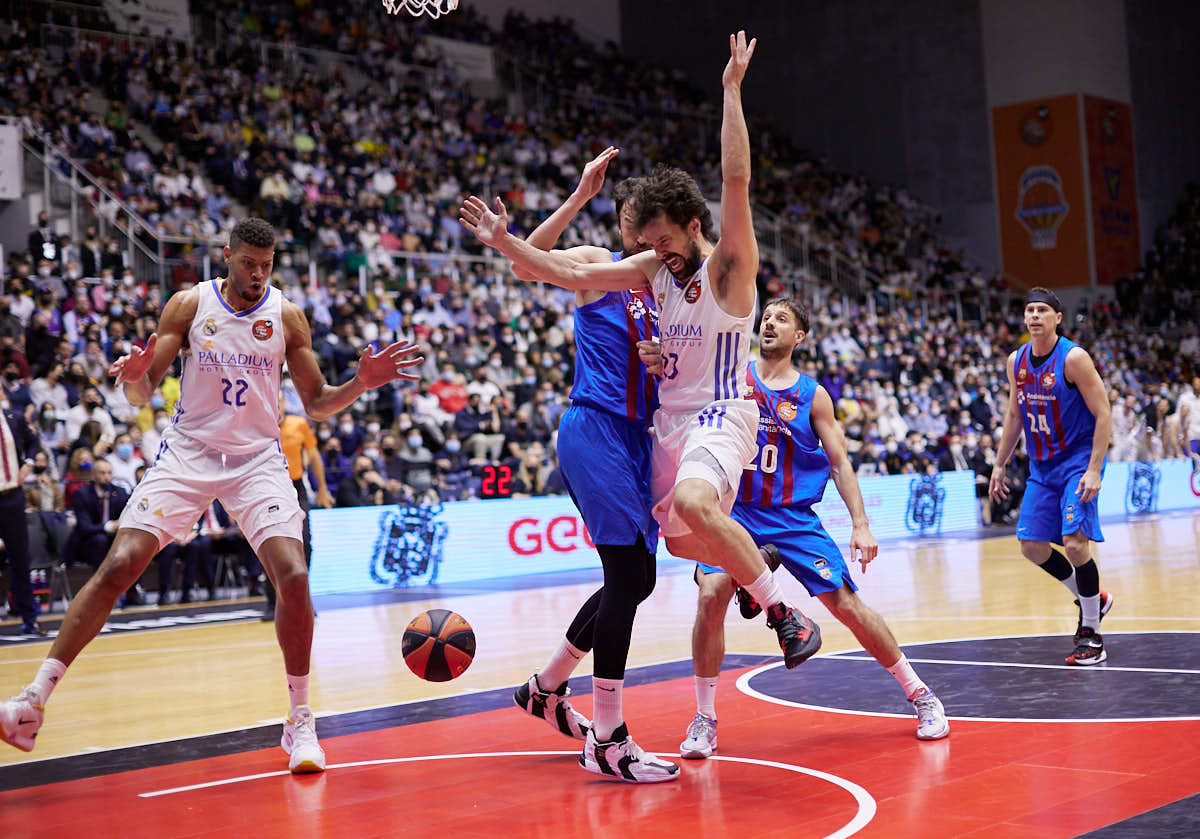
[765,602,822,668]
[733,545,784,620]
[1066,627,1107,666]
[1073,590,1114,642]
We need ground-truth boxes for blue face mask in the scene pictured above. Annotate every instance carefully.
[117,443,133,459]
[150,395,165,408]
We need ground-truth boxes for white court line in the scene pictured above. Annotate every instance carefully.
[139,751,876,839]
[736,630,1200,724]
[832,655,1200,676]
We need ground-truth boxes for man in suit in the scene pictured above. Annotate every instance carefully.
[27,213,57,264]
[1,401,44,635]
[70,458,139,604]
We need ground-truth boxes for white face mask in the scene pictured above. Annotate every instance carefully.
[155,418,168,431]
[407,434,422,448]
[366,422,381,435]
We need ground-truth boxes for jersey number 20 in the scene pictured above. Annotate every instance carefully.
[748,443,778,474]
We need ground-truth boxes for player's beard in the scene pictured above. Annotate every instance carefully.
[665,241,704,279]
[759,340,790,362]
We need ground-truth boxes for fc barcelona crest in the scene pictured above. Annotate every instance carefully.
[1016,366,1028,384]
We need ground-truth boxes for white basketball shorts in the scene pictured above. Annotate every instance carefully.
[650,399,758,538]
[120,429,304,554]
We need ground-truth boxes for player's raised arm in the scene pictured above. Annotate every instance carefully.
[709,31,760,307]
[282,300,423,422]
[811,385,878,571]
[525,146,619,252]
[989,351,1023,503]
[109,287,198,405]
[459,195,655,291]
[1065,347,1112,503]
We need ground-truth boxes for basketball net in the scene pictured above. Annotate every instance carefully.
[381,0,459,18]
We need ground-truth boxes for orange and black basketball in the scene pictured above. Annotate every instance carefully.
[401,609,476,682]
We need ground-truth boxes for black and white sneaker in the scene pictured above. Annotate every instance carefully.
[513,674,591,741]
[580,723,680,783]
[734,544,783,619]
[1066,628,1107,666]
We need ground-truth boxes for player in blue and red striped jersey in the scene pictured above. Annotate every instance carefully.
[990,288,1114,666]
[504,149,679,783]
[666,298,949,758]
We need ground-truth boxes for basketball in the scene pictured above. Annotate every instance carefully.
[401,609,476,682]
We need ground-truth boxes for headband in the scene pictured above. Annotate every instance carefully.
[1024,288,1062,312]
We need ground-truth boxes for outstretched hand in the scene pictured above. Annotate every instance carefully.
[353,340,425,388]
[458,196,509,248]
[576,146,619,201]
[722,30,757,88]
[109,333,158,386]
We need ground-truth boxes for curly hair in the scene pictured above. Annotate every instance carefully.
[633,165,714,241]
[229,217,276,251]
[612,176,645,216]
[764,296,810,334]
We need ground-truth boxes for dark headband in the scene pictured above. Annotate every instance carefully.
[1024,288,1062,312]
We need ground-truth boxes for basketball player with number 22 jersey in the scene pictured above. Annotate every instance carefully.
[0,219,424,773]
[462,31,821,782]
[991,287,1114,666]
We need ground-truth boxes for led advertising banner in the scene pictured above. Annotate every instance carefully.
[308,471,980,596]
[1097,459,1200,519]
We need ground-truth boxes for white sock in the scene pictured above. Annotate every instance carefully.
[743,568,785,610]
[886,655,928,701]
[287,673,309,712]
[31,659,67,703]
[592,677,623,741]
[1062,572,1080,598]
[1079,594,1101,631]
[538,639,586,690]
[694,675,719,719]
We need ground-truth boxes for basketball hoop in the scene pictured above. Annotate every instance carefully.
[381,0,459,18]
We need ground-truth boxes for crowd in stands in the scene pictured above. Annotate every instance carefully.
[1,3,1198,614]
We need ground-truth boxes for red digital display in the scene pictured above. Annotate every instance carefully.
[481,464,513,498]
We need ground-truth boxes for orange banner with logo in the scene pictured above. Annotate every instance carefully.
[1083,95,1140,286]
[992,94,1090,288]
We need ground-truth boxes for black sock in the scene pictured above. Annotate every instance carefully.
[1074,559,1100,598]
[592,534,656,680]
[1037,548,1075,582]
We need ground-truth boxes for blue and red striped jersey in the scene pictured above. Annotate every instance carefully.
[568,278,659,424]
[737,362,830,509]
[1012,337,1096,461]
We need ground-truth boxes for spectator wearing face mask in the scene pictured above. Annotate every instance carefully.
[69,457,143,602]
[333,411,364,456]
[140,407,170,459]
[29,363,70,416]
[396,429,436,498]
[65,385,115,443]
[433,432,471,499]
[107,432,145,494]
[336,454,388,507]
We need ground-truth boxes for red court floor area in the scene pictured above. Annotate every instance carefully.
[2,665,1199,838]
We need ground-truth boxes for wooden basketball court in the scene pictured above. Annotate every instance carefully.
[2,511,1199,837]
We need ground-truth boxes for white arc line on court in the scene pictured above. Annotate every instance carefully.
[831,655,1200,676]
[736,630,1200,724]
[139,750,876,839]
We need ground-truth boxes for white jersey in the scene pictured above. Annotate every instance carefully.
[171,279,285,456]
[651,256,754,415]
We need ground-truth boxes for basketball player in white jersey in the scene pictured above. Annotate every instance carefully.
[461,31,821,770]
[0,219,423,772]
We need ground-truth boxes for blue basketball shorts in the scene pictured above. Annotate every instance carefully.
[696,503,856,597]
[557,404,659,552]
[1017,448,1105,544]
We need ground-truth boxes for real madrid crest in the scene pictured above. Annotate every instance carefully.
[252,319,273,341]
[202,317,218,337]
[137,497,149,512]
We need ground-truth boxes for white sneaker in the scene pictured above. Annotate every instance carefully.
[912,690,949,740]
[0,687,45,752]
[679,712,717,759]
[281,705,326,773]
[513,673,591,741]
[580,723,680,783]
